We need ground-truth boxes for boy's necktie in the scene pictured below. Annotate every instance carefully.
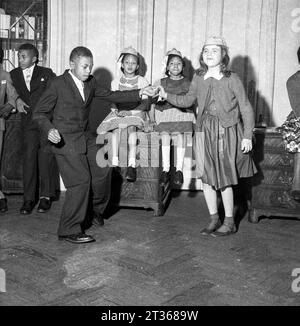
[25,69,31,91]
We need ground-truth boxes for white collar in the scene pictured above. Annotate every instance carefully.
[203,71,223,81]
[23,64,35,75]
[69,70,84,88]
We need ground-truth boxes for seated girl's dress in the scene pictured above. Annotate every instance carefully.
[154,77,196,133]
[97,75,149,134]
[277,111,300,153]
[196,77,257,190]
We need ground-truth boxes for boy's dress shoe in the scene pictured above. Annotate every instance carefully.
[92,212,104,226]
[173,170,184,186]
[58,233,95,244]
[37,198,52,213]
[126,166,136,182]
[0,198,8,212]
[20,200,35,214]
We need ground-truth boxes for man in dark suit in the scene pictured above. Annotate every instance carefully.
[33,46,156,244]
[0,47,26,213]
[10,43,58,214]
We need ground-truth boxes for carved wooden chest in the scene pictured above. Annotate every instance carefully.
[97,131,171,216]
[249,127,300,222]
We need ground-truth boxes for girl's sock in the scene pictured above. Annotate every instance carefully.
[112,156,119,167]
[223,216,235,228]
[176,147,185,171]
[128,157,136,168]
[161,145,170,172]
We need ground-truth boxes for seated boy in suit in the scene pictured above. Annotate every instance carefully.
[33,46,156,244]
[10,43,58,215]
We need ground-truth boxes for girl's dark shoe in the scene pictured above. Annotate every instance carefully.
[173,170,184,185]
[0,198,8,212]
[200,220,222,235]
[160,171,169,185]
[211,223,237,237]
[126,166,137,182]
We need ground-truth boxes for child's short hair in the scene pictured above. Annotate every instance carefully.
[120,53,139,75]
[198,45,231,77]
[69,46,93,62]
[18,43,39,63]
[0,47,3,64]
[165,54,185,76]
[297,46,300,64]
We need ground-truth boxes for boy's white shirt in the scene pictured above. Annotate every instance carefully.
[69,70,85,101]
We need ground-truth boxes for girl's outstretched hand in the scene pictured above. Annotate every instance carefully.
[140,86,159,97]
[241,138,252,153]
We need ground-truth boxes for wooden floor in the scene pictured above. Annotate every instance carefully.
[0,191,300,306]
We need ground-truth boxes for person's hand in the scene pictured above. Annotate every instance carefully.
[241,138,252,153]
[48,128,61,143]
[157,85,168,100]
[116,110,132,117]
[16,98,29,114]
[140,86,159,97]
[0,103,14,119]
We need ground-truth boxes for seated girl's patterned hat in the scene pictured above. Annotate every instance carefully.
[204,36,228,48]
[166,48,182,58]
[118,46,139,61]
[160,48,183,77]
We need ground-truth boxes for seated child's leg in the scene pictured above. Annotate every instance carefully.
[161,132,171,172]
[126,126,137,182]
[176,133,185,171]
[128,126,137,168]
[112,129,120,167]
[174,133,185,185]
[159,132,171,185]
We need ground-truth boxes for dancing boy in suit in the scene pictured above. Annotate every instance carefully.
[10,43,58,215]
[33,46,156,244]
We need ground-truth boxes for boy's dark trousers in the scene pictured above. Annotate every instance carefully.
[22,127,58,201]
[55,137,112,236]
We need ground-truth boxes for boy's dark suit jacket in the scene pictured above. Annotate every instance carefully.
[10,65,56,130]
[33,70,141,155]
[10,65,58,202]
